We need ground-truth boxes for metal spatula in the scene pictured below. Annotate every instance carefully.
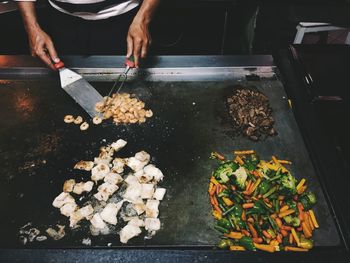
[54,61,103,118]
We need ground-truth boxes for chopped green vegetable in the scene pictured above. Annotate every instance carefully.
[214,162,239,183]
[232,167,248,190]
[258,180,272,195]
[218,239,233,249]
[277,173,297,196]
[283,215,301,227]
[238,236,256,251]
[299,191,317,210]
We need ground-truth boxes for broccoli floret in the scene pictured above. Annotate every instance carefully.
[213,162,239,183]
[278,173,297,196]
[283,215,301,227]
[232,166,248,190]
[244,154,260,171]
[299,191,317,210]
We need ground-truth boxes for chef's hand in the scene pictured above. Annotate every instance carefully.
[27,26,60,70]
[126,18,151,68]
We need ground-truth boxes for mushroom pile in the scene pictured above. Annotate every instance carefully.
[52,139,166,244]
[227,86,277,141]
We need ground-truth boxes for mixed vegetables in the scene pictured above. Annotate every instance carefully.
[209,150,319,252]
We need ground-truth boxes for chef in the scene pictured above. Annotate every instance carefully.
[16,0,160,69]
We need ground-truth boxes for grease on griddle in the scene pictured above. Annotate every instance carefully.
[227,85,277,141]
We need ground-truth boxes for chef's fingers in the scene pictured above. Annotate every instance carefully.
[141,40,150,59]
[126,35,133,58]
[37,50,56,70]
[45,39,60,63]
[133,38,143,68]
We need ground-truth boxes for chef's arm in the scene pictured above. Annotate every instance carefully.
[127,0,161,67]
[17,1,59,70]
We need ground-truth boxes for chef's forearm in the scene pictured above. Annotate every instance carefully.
[16,1,40,33]
[134,0,161,25]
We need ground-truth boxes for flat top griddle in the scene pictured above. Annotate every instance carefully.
[0,72,340,248]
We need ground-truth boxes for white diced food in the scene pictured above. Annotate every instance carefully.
[104,173,123,185]
[153,188,166,201]
[83,181,94,192]
[144,218,161,232]
[63,179,76,193]
[145,199,160,218]
[94,157,112,165]
[52,192,75,208]
[112,158,125,174]
[134,151,150,164]
[60,203,78,217]
[91,163,110,183]
[144,164,164,182]
[119,224,142,244]
[111,139,127,152]
[94,182,119,202]
[100,201,123,225]
[90,214,107,229]
[123,177,142,203]
[128,217,144,227]
[72,182,85,195]
[133,201,145,215]
[69,205,94,228]
[141,184,154,199]
[127,157,146,172]
[74,161,94,171]
[134,170,152,184]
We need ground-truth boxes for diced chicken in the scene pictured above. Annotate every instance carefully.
[74,161,94,171]
[123,177,142,203]
[153,188,166,201]
[125,174,139,185]
[127,157,147,172]
[119,224,142,244]
[141,183,154,199]
[46,225,65,240]
[135,151,150,164]
[72,181,94,195]
[94,157,112,165]
[134,170,152,183]
[128,217,144,227]
[98,146,114,159]
[144,218,161,231]
[83,181,94,192]
[90,214,107,229]
[91,163,110,182]
[94,182,119,202]
[133,201,146,215]
[112,158,125,174]
[100,201,123,225]
[52,192,75,208]
[60,202,78,217]
[63,179,76,193]
[104,173,123,185]
[143,164,164,182]
[145,199,160,218]
[69,205,94,228]
[111,139,127,152]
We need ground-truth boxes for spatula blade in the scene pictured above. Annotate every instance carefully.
[59,68,103,118]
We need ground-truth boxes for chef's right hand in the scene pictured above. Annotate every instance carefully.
[27,26,60,70]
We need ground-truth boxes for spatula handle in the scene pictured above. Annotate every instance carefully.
[54,61,65,70]
[125,56,135,68]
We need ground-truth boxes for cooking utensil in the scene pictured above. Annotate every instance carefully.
[54,61,103,118]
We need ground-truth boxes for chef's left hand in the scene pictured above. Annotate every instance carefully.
[126,17,152,68]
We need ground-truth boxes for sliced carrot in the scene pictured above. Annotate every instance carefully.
[253,237,263,243]
[249,178,261,195]
[245,180,252,192]
[254,243,276,253]
[241,210,246,221]
[270,239,279,246]
[297,185,307,195]
[229,245,246,251]
[248,223,258,238]
[280,205,289,213]
[209,184,216,196]
[291,228,300,246]
[309,210,319,228]
[278,195,285,201]
[284,246,309,252]
[212,210,222,220]
[222,197,234,207]
[278,209,295,218]
[210,177,219,186]
[235,156,244,165]
[216,184,221,195]
[297,202,304,221]
[281,225,292,231]
[213,205,222,214]
[262,230,272,239]
[272,156,280,165]
[234,150,255,155]
[302,222,312,238]
[281,229,288,237]
[289,233,294,244]
[231,185,236,191]
[297,226,302,231]
[278,160,292,165]
[296,178,306,192]
[242,229,251,237]
[242,203,254,209]
[224,231,243,239]
[275,218,283,228]
[247,217,254,223]
[276,234,282,243]
[212,195,218,206]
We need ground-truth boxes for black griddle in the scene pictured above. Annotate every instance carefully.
[0,76,341,249]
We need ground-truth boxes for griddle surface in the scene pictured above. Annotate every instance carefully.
[0,79,340,248]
